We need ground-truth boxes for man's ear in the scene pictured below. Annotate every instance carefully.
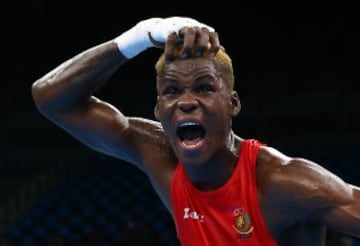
[230,91,241,116]
[154,97,160,120]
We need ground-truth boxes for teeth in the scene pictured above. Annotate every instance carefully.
[179,122,199,127]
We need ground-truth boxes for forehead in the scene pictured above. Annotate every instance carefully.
[163,58,217,77]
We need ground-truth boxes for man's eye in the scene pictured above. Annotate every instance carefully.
[163,87,179,95]
[196,84,214,93]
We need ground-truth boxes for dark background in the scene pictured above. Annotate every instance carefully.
[1,4,360,245]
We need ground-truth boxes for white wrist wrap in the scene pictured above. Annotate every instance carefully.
[113,17,215,59]
[114,18,162,59]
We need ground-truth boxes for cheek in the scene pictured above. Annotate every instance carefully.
[212,94,232,112]
[207,102,230,127]
[156,102,172,126]
[209,97,233,125]
[156,99,168,114]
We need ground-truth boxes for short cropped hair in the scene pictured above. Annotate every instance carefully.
[155,47,234,90]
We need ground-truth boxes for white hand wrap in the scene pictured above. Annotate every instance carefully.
[114,16,215,59]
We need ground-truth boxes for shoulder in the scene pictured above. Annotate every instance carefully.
[255,145,353,211]
[128,117,165,137]
[126,117,167,145]
[122,117,177,169]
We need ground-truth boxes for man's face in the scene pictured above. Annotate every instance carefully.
[154,57,240,165]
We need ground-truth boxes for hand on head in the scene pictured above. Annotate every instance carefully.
[115,16,222,61]
[147,16,221,62]
[161,24,222,63]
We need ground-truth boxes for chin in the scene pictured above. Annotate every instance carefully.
[176,148,213,166]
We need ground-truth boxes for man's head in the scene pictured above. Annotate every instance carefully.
[153,47,241,165]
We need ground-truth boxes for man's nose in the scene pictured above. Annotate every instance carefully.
[177,92,199,113]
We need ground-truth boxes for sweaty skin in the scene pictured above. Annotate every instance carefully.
[31,27,360,245]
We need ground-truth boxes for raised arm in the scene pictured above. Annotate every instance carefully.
[31,17,220,171]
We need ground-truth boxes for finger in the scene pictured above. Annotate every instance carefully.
[178,27,197,59]
[208,31,221,56]
[164,32,177,63]
[199,22,215,33]
[194,27,210,57]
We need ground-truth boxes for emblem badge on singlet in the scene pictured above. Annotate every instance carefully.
[232,207,254,238]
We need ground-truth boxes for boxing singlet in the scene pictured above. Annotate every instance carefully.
[170,139,278,246]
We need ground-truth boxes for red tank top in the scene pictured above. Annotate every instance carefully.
[170,139,278,246]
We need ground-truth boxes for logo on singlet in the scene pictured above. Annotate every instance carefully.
[232,207,254,238]
[183,207,205,223]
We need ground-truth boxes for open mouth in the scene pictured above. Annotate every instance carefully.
[176,122,206,147]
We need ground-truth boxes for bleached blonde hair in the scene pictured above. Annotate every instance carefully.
[155,47,235,90]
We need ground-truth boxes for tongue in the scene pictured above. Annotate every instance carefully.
[183,137,202,146]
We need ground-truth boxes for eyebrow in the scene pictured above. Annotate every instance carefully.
[161,75,216,86]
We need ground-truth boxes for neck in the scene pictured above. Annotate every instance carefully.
[183,132,241,191]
